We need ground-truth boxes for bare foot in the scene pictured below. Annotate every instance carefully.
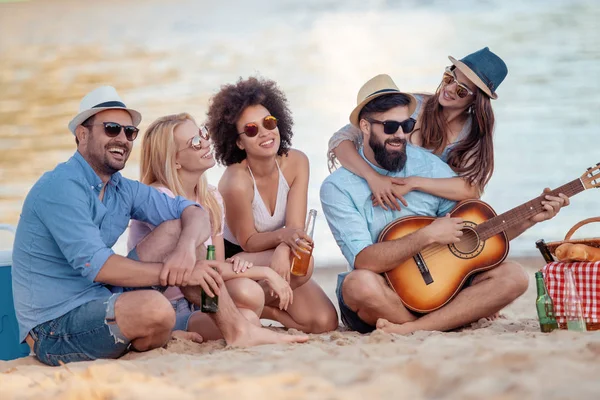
[486,312,505,321]
[172,330,203,343]
[227,324,308,347]
[376,318,415,335]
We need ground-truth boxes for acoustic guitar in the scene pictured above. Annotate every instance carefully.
[377,164,600,314]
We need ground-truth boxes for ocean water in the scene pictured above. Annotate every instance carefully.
[0,0,598,267]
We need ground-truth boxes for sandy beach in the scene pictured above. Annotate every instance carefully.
[1,257,599,400]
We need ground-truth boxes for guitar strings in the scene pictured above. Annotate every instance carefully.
[418,230,480,260]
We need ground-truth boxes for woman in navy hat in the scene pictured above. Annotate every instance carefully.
[328,47,508,209]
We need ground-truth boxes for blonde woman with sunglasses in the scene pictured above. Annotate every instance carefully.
[208,77,339,334]
[328,47,508,209]
[128,113,295,342]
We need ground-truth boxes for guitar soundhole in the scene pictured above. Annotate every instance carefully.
[454,227,480,253]
[448,222,486,259]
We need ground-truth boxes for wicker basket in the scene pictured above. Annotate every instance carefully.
[546,217,600,256]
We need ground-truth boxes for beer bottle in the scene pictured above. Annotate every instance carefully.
[535,239,555,264]
[564,268,586,332]
[290,209,317,277]
[201,245,219,313]
[534,271,559,332]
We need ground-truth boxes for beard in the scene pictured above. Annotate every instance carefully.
[89,133,130,176]
[368,133,407,172]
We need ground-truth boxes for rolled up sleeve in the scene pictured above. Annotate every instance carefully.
[320,180,372,269]
[129,181,198,226]
[34,179,114,281]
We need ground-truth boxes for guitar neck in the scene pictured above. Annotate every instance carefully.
[476,178,585,240]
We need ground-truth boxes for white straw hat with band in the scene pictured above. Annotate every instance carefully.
[68,86,142,134]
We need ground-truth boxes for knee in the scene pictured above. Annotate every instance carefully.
[499,263,529,300]
[342,270,385,310]
[309,305,339,334]
[227,278,265,311]
[141,292,176,332]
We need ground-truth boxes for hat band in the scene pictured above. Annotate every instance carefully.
[92,100,127,108]
[367,88,400,97]
[461,60,494,92]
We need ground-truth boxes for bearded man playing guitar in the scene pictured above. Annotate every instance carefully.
[320,75,569,335]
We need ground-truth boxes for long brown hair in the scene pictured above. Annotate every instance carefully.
[419,84,495,193]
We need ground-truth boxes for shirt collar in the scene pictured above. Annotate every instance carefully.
[72,151,121,191]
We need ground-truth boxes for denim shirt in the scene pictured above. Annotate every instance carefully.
[12,151,197,341]
[320,145,457,271]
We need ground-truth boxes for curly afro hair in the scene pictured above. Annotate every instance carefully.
[207,76,294,166]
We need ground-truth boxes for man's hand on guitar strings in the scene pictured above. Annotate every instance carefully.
[424,214,464,245]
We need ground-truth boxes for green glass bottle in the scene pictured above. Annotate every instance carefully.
[535,271,559,332]
[201,245,219,313]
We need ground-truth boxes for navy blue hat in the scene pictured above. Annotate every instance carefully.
[449,47,507,99]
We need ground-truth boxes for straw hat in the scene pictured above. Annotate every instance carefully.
[68,86,142,134]
[349,74,417,127]
[448,47,508,100]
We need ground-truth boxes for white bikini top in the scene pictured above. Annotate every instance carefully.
[223,160,290,245]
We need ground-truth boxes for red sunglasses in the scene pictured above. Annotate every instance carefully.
[238,116,278,137]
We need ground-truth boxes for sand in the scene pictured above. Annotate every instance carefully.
[1,257,599,400]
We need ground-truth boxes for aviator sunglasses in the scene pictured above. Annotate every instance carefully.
[442,67,474,99]
[84,121,139,141]
[366,117,416,135]
[181,125,210,152]
[238,115,278,137]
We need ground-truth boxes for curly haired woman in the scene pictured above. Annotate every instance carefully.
[208,76,338,334]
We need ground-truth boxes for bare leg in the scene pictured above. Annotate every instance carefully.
[185,278,264,341]
[234,250,339,333]
[377,261,529,334]
[114,290,175,351]
[182,284,309,346]
[341,269,417,326]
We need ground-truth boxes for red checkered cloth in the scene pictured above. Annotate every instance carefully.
[542,261,600,325]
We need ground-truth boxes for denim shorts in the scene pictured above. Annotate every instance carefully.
[30,293,130,366]
[170,297,200,331]
[336,274,376,334]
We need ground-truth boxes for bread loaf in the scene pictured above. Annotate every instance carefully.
[566,244,600,262]
[554,243,573,261]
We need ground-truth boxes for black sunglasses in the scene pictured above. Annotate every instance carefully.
[366,117,416,135]
[85,122,139,141]
[238,116,278,137]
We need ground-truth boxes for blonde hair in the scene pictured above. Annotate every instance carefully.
[141,113,222,235]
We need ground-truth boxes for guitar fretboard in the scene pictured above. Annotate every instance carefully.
[476,178,584,240]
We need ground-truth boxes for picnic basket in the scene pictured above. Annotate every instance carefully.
[541,217,600,331]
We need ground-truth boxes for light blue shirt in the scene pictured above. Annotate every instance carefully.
[12,151,197,342]
[320,144,457,271]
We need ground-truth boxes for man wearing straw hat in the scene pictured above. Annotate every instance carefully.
[320,74,568,335]
[12,86,307,366]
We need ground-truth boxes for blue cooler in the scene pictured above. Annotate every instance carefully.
[0,224,30,361]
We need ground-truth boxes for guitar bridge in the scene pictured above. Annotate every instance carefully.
[414,253,433,285]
